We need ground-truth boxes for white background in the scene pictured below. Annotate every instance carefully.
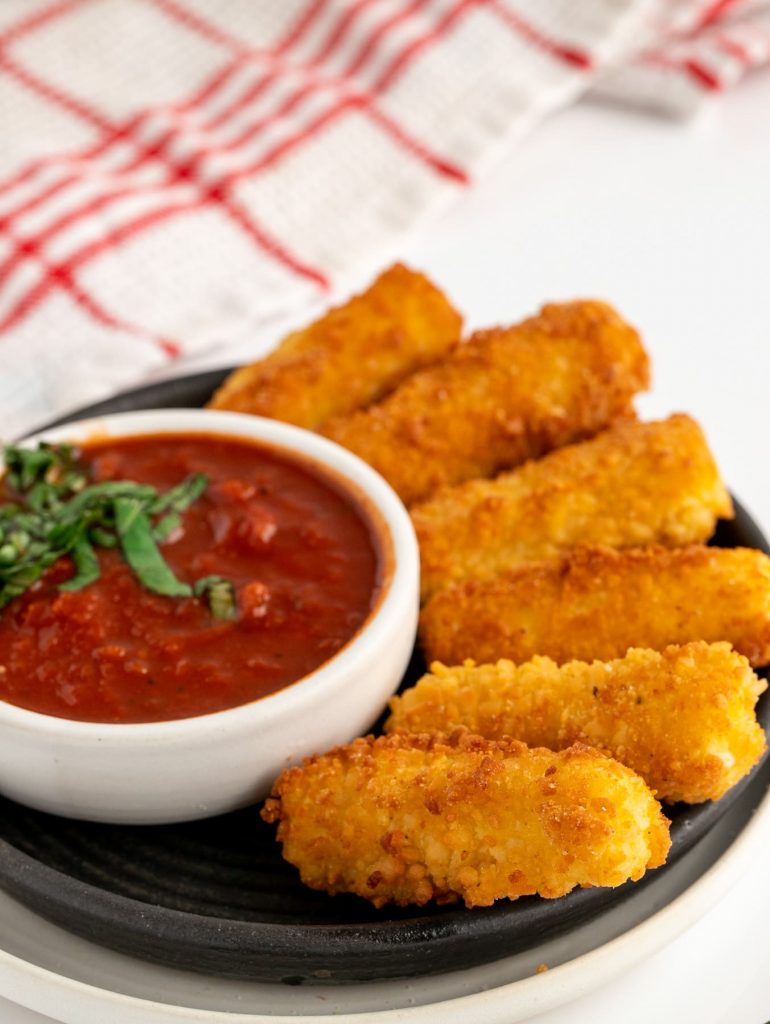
[2,69,769,1024]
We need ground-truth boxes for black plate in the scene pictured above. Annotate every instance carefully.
[0,371,768,985]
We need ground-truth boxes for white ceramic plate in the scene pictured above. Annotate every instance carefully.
[0,763,767,1024]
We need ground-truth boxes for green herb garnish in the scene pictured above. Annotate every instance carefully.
[114,497,192,598]
[194,575,237,620]
[0,443,235,619]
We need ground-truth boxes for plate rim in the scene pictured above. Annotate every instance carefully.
[0,774,767,1024]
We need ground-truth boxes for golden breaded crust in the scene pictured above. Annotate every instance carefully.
[208,263,462,428]
[262,731,670,908]
[413,415,733,602]
[386,643,767,803]
[322,300,650,506]
[420,545,770,668]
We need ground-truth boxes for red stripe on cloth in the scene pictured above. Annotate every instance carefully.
[134,2,380,173]
[0,185,329,334]
[180,84,468,196]
[0,50,113,131]
[274,0,331,55]
[715,34,753,64]
[177,0,331,125]
[0,129,122,216]
[185,0,329,124]
[206,71,279,133]
[684,58,723,88]
[365,106,469,182]
[0,172,79,226]
[0,0,91,47]
[177,55,249,113]
[151,0,344,66]
[0,110,159,222]
[207,186,330,290]
[641,51,724,90]
[204,0,394,133]
[236,91,468,183]
[204,96,354,177]
[202,0,468,179]
[59,273,182,357]
[312,0,383,67]
[204,0,399,135]
[489,0,594,69]
[148,0,249,54]
[692,0,745,32]
[0,201,197,332]
[373,0,481,92]
[0,177,180,287]
[345,0,428,78]
[0,225,180,355]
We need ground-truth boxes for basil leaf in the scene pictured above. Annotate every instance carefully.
[90,526,118,548]
[114,497,192,598]
[149,473,208,516]
[194,575,237,620]
[153,512,182,543]
[59,536,101,592]
[3,447,55,491]
[65,481,157,516]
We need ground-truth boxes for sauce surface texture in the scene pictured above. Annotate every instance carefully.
[0,434,381,723]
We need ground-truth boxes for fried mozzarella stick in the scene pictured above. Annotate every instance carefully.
[261,732,670,908]
[386,643,767,803]
[420,545,770,668]
[323,300,650,506]
[208,264,462,429]
[414,415,733,601]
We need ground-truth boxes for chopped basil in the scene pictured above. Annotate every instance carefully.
[149,472,207,516]
[58,535,101,592]
[0,442,234,616]
[152,512,182,543]
[114,497,192,599]
[193,575,237,620]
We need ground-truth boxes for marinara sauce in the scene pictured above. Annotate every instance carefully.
[0,434,381,723]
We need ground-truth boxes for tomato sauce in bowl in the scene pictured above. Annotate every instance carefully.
[0,433,381,724]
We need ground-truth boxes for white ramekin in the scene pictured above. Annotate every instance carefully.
[0,410,419,824]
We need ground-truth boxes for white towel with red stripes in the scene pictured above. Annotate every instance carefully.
[1,0,768,438]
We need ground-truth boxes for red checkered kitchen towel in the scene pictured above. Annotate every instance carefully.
[1,0,769,438]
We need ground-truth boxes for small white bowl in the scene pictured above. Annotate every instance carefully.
[0,410,419,824]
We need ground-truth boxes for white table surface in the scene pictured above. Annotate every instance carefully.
[2,70,770,1024]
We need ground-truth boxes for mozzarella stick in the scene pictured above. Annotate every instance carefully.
[420,545,770,668]
[413,415,733,602]
[208,264,462,429]
[386,643,767,803]
[322,300,650,506]
[261,731,670,908]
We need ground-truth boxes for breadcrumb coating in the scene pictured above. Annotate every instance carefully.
[420,546,770,669]
[322,300,650,505]
[208,263,462,428]
[413,415,733,602]
[262,731,670,908]
[386,643,767,803]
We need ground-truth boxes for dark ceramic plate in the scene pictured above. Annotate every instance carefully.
[0,370,767,985]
